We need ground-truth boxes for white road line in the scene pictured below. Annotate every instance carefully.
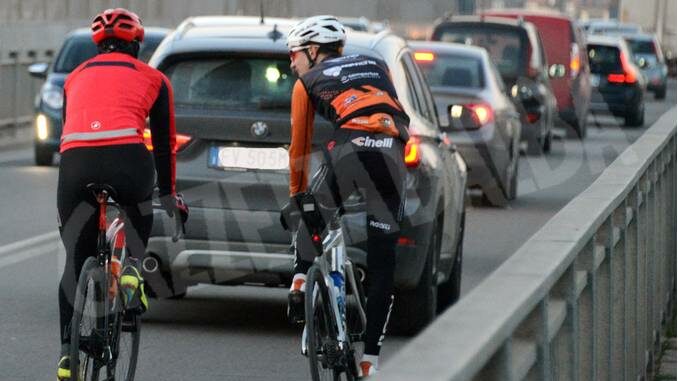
[0,241,60,269]
[0,231,60,257]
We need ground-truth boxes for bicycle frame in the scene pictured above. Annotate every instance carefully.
[300,216,367,357]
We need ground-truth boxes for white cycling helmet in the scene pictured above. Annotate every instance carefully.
[287,15,347,51]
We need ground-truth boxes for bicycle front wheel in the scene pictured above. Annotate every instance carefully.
[70,257,105,381]
[305,265,345,381]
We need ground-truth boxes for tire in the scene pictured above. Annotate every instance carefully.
[507,142,519,201]
[70,257,104,381]
[482,184,509,207]
[525,134,543,156]
[542,128,552,153]
[112,298,140,380]
[437,212,464,313]
[625,103,645,127]
[390,220,440,335]
[655,87,666,100]
[305,265,342,381]
[34,144,53,166]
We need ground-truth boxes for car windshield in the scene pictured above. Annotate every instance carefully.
[53,36,98,73]
[435,26,526,78]
[53,33,166,73]
[417,53,485,88]
[164,57,296,111]
[587,44,622,73]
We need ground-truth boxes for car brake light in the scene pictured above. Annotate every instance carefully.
[414,52,435,62]
[570,43,581,78]
[468,103,494,125]
[404,136,421,168]
[143,128,192,152]
[527,112,540,123]
[397,237,416,246]
[607,52,636,84]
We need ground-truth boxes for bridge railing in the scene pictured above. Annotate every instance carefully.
[378,108,677,381]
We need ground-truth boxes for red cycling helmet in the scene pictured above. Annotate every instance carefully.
[91,8,144,45]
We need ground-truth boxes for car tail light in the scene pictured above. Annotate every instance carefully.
[570,43,581,78]
[414,51,435,62]
[607,52,637,84]
[404,136,421,168]
[526,112,541,124]
[450,102,494,129]
[397,236,416,246]
[143,128,192,152]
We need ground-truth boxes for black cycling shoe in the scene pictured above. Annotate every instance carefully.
[287,290,305,324]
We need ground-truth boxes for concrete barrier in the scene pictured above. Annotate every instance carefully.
[377,108,677,381]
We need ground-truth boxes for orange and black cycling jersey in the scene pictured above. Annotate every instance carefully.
[289,54,410,195]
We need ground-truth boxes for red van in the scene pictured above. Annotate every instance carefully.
[483,10,591,138]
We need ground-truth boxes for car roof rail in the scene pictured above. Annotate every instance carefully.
[517,15,525,26]
[175,17,196,40]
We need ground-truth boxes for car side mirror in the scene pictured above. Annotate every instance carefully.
[548,64,566,78]
[28,62,49,79]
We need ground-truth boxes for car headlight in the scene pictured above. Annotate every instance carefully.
[41,83,63,109]
[36,114,49,140]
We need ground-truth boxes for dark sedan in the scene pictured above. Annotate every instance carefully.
[410,41,521,207]
[27,27,170,166]
[144,17,468,334]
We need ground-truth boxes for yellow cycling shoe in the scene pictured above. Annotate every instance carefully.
[120,265,148,313]
[56,355,71,380]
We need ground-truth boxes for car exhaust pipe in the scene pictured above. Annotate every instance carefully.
[142,256,160,274]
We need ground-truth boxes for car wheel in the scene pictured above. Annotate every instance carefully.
[655,87,666,100]
[437,212,464,313]
[542,127,552,153]
[625,103,645,127]
[508,149,519,201]
[525,133,543,156]
[390,219,440,335]
[34,144,54,166]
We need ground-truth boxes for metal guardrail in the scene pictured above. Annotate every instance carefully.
[378,108,677,381]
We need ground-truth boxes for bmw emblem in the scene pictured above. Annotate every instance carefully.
[251,121,269,138]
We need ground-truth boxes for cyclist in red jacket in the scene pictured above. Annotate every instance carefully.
[56,8,186,380]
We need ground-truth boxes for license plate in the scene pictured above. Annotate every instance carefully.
[209,146,288,171]
[590,74,600,87]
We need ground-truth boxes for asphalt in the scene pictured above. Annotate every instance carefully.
[0,80,674,380]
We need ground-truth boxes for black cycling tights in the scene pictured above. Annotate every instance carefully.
[293,129,406,356]
[57,144,155,344]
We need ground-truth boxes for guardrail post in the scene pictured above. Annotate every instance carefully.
[9,51,19,137]
[627,186,642,380]
[595,219,612,381]
[610,205,627,380]
[551,265,580,381]
[575,240,596,381]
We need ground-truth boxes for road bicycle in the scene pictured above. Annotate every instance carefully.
[69,184,183,381]
[290,192,368,381]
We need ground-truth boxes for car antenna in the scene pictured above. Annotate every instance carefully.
[268,24,283,41]
[259,0,265,25]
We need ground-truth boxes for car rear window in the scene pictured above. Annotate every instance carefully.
[417,54,484,88]
[164,57,296,111]
[587,44,622,73]
[434,25,526,78]
[625,39,656,55]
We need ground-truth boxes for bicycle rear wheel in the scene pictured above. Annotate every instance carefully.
[109,298,140,380]
[70,257,105,381]
[305,265,344,381]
